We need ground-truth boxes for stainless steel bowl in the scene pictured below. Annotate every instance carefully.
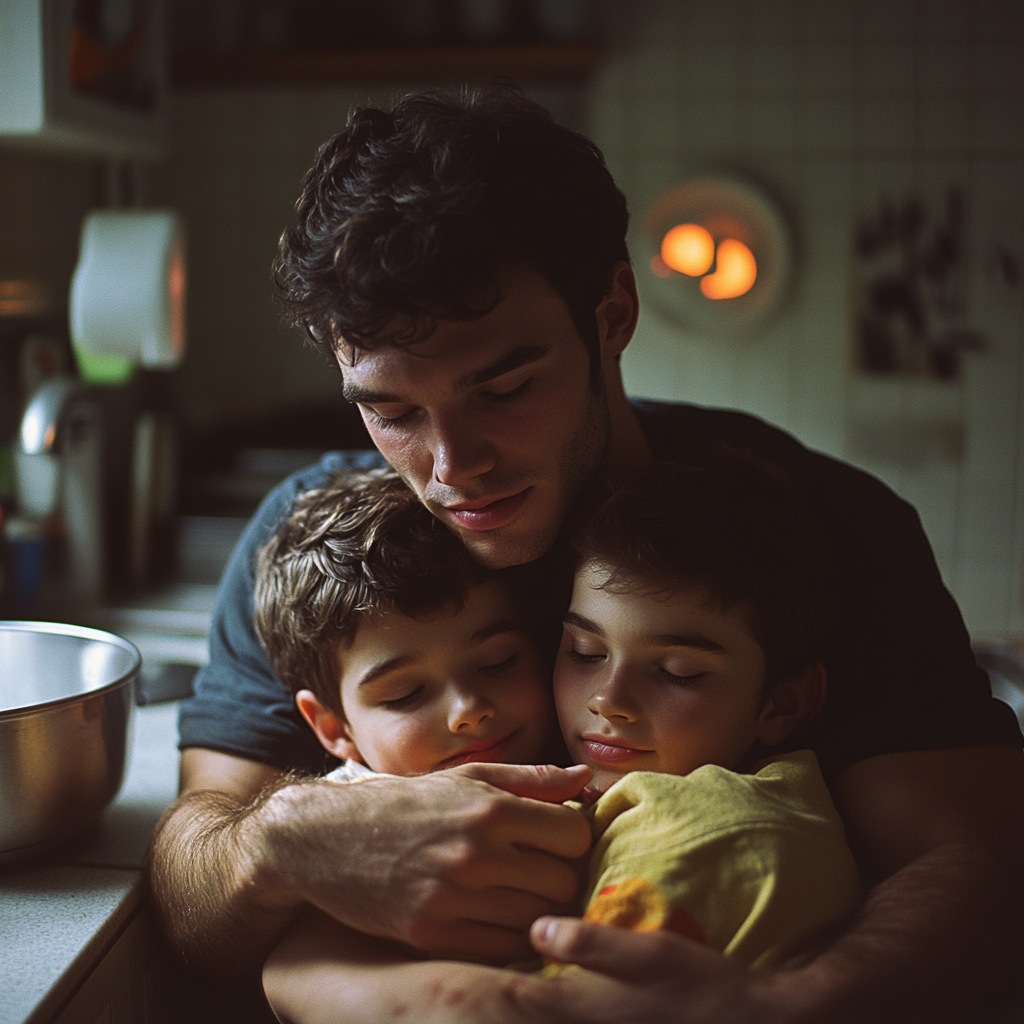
[0,621,140,864]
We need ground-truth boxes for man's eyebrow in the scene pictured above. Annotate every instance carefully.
[342,346,552,405]
[341,381,400,404]
[340,344,550,406]
[454,344,550,393]
[470,619,523,644]
[357,655,416,689]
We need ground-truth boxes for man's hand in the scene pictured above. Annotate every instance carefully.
[526,917,784,1024]
[255,761,593,962]
[147,750,593,976]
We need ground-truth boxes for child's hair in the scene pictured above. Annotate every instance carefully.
[575,449,834,691]
[254,468,491,715]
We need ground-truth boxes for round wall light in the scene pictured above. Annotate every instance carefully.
[642,177,794,337]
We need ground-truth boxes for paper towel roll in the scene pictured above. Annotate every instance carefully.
[70,210,187,371]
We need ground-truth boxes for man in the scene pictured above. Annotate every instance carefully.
[148,85,1023,1022]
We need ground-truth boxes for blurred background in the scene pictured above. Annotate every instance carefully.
[0,0,1021,657]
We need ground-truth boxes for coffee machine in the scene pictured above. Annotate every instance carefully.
[11,210,185,608]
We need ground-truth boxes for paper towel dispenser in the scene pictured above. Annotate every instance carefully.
[70,209,186,382]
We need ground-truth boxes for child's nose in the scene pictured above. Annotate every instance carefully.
[448,686,496,732]
[587,668,639,722]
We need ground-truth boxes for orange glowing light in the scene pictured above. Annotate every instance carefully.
[661,224,715,276]
[700,239,757,299]
[0,279,51,318]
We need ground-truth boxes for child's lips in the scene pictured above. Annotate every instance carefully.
[439,730,520,768]
[580,735,652,766]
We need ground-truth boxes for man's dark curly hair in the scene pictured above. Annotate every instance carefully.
[254,469,492,716]
[274,81,629,383]
[575,449,835,693]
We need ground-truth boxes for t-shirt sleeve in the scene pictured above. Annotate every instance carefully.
[176,450,387,773]
[799,458,1023,775]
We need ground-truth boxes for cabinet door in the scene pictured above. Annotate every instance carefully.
[52,908,156,1024]
[50,905,276,1024]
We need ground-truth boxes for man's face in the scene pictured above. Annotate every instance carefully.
[339,270,610,568]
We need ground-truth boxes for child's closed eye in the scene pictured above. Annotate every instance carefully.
[565,647,605,664]
[660,667,707,685]
[378,686,424,710]
[479,652,520,675]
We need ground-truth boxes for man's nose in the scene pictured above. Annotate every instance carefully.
[586,667,639,723]
[430,414,496,486]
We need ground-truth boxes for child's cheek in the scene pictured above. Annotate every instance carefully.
[372,713,438,774]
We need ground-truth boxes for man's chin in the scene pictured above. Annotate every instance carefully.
[458,525,554,569]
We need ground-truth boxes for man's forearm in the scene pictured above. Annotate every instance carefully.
[265,908,545,1024]
[146,759,593,981]
[146,787,303,977]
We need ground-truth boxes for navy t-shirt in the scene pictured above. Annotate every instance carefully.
[177,402,1023,779]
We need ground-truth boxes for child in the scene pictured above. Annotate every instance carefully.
[547,452,861,973]
[258,453,861,1022]
[253,467,558,781]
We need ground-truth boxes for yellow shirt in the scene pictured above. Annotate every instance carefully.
[552,750,862,974]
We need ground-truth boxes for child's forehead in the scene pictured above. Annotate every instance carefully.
[575,560,711,605]
[573,560,753,633]
[340,579,525,662]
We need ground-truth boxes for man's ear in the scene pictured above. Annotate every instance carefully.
[295,689,362,763]
[595,261,639,361]
[756,661,827,748]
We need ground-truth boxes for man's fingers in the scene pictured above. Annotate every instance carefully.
[531,916,711,983]
[495,797,593,860]
[451,841,582,904]
[456,761,593,803]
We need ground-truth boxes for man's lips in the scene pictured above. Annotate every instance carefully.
[439,730,520,769]
[580,735,653,766]
[440,488,532,532]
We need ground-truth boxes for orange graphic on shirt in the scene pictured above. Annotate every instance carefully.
[583,877,706,944]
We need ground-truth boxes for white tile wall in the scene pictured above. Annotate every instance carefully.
[598,0,1024,642]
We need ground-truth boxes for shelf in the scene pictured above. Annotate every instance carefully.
[172,42,603,89]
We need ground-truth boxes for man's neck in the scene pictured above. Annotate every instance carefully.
[602,369,654,479]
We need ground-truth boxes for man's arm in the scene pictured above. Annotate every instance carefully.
[239,744,1023,1024]
[263,906,546,1024]
[146,747,593,978]
[523,745,1024,1024]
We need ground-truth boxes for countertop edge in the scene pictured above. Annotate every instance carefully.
[22,877,143,1024]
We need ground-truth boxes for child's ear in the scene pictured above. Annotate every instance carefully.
[295,689,362,763]
[755,661,827,748]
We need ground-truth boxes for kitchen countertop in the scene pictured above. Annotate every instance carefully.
[0,701,180,1024]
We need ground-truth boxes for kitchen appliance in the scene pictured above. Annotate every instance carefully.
[9,206,186,606]
[0,620,139,864]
